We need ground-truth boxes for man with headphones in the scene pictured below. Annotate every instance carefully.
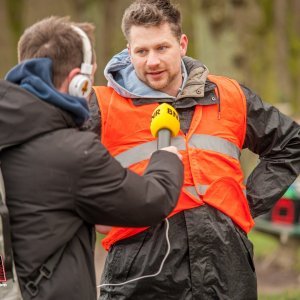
[0,16,184,300]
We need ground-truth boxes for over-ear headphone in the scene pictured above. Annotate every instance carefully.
[68,25,93,99]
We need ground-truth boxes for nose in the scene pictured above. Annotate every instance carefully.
[146,51,160,68]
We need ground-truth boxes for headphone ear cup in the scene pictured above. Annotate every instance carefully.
[68,74,92,99]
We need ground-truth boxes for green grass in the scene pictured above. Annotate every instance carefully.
[248,229,279,259]
[297,248,300,272]
[249,230,300,299]
[259,290,300,300]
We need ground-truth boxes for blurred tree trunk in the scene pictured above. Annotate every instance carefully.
[290,0,300,117]
[274,0,292,104]
[72,0,103,21]
[190,0,261,81]
[95,0,131,84]
[73,0,88,15]
[178,0,199,58]
[101,0,119,65]
[5,0,24,48]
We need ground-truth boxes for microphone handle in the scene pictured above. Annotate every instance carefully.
[157,129,171,149]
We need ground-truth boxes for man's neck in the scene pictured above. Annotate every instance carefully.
[161,70,186,98]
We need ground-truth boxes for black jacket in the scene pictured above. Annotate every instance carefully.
[87,57,300,300]
[0,80,183,300]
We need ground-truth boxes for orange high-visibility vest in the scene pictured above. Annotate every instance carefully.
[94,75,254,251]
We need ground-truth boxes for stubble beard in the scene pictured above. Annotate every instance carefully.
[145,71,178,94]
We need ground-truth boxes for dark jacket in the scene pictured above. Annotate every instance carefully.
[0,80,183,300]
[87,56,300,300]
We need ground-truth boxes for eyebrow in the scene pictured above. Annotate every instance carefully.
[133,41,171,50]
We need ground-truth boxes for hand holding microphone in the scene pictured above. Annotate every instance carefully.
[150,103,182,160]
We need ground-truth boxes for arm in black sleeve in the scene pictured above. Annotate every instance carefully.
[80,92,101,137]
[242,85,300,218]
[75,134,183,227]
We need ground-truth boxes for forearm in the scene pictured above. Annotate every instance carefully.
[76,138,183,227]
[242,85,300,217]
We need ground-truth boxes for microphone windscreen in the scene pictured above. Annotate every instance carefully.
[150,103,180,137]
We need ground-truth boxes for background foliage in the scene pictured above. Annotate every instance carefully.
[1,0,300,118]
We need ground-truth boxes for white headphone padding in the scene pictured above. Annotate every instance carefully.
[68,75,92,98]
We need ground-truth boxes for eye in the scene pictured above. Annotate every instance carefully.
[158,46,167,52]
[136,49,147,56]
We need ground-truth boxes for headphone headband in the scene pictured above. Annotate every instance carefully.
[71,25,93,75]
[68,25,93,99]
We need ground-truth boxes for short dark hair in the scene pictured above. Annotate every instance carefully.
[18,16,95,88]
[122,0,182,42]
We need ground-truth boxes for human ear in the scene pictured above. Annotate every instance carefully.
[179,34,188,57]
[127,43,133,62]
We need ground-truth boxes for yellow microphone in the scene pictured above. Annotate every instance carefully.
[150,103,180,149]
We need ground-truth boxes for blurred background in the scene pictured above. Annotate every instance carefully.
[1,0,300,299]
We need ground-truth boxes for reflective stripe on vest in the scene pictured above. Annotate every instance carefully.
[115,134,240,168]
[186,184,246,197]
[185,185,201,198]
[189,134,240,160]
[115,136,186,168]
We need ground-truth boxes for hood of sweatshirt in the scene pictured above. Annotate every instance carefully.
[104,48,188,100]
[0,58,88,150]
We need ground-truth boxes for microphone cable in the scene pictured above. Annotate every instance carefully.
[97,218,170,288]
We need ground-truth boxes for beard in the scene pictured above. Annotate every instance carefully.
[147,77,169,91]
[144,70,179,94]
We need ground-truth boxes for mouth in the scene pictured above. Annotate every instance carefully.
[146,70,165,80]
